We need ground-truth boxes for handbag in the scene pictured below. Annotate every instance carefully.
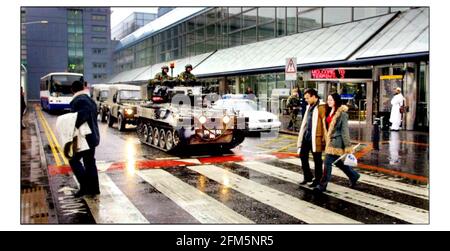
[400,99,408,113]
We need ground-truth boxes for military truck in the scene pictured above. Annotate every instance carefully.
[135,82,247,152]
[105,84,144,131]
[91,84,110,122]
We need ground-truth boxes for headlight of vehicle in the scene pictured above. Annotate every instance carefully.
[222,115,230,124]
[125,108,134,115]
[198,115,207,124]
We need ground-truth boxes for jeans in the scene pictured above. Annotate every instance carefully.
[300,140,323,183]
[69,148,100,194]
[319,154,359,190]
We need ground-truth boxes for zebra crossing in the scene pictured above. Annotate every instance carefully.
[75,157,429,224]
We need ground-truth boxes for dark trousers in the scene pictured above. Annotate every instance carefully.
[319,154,359,190]
[69,148,100,194]
[300,140,323,183]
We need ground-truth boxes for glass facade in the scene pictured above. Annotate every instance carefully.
[112,12,157,40]
[21,10,27,66]
[298,8,322,32]
[114,7,412,74]
[353,7,389,20]
[323,7,352,26]
[67,9,84,73]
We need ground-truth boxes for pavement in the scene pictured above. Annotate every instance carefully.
[20,102,429,224]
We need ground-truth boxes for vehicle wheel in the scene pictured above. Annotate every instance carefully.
[173,130,180,147]
[107,111,114,127]
[101,110,107,122]
[147,125,153,144]
[165,130,174,150]
[118,114,126,131]
[152,127,159,146]
[159,129,166,149]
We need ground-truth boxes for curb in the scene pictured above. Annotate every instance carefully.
[32,108,59,223]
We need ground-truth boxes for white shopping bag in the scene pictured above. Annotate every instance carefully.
[343,154,358,167]
[332,143,361,167]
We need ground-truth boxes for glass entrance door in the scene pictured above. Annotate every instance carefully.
[326,82,367,121]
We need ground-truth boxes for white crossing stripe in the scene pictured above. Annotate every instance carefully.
[137,169,253,224]
[84,173,149,223]
[188,165,360,224]
[281,158,429,200]
[239,161,429,224]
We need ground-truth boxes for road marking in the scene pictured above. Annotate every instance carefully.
[273,142,297,152]
[188,165,359,224]
[83,173,149,224]
[239,161,428,224]
[39,109,69,165]
[137,169,253,224]
[35,106,62,166]
[280,158,429,200]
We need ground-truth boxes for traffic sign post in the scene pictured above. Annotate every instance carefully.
[285,57,297,90]
[285,57,297,81]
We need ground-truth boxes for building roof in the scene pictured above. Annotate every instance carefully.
[134,52,215,82]
[193,13,396,77]
[109,8,429,81]
[350,8,429,60]
[115,7,206,51]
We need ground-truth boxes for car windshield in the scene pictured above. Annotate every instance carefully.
[119,90,141,100]
[100,90,108,100]
[214,99,258,111]
[50,75,82,95]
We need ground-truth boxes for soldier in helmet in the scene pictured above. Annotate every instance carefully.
[147,65,174,101]
[287,88,301,131]
[154,65,173,83]
[177,64,197,86]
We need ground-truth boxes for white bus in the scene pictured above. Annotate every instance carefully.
[40,72,84,111]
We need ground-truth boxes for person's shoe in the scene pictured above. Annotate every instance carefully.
[308,181,320,188]
[350,173,361,188]
[313,185,325,194]
[73,190,86,198]
[299,179,312,185]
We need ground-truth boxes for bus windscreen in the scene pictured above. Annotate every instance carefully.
[50,75,82,95]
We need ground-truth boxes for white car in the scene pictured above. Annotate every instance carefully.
[213,98,281,132]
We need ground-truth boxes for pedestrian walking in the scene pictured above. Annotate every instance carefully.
[287,88,301,130]
[69,80,101,197]
[297,88,327,187]
[21,86,27,129]
[314,93,360,193]
[389,87,405,131]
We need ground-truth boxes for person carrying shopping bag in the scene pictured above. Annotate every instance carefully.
[314,93,360,193]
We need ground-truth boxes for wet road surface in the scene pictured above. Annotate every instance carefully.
[30,105,429,224]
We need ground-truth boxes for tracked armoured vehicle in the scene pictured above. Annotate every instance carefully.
[135,81,247,152]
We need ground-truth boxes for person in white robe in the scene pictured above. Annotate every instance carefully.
[389,87,405,131]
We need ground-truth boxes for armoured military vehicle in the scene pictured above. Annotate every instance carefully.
[105,84,144,131]
[91,84,110,122]
[135,81,247,152]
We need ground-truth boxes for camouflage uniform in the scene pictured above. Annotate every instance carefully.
[178,71,197,82]
[287,94,301,130]
[147,67,173,100]
[177,64,197,86]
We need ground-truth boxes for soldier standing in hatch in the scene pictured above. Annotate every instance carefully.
[177,64,197,86]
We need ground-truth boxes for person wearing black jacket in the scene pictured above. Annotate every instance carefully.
[21,86,26,129]
[69,81,100,197]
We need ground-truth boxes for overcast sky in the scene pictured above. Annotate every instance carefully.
[110,7,158,28]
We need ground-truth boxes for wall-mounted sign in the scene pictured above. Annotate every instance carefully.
[285,57,297,81]
[380,75,403,80]
[310,68,372,80]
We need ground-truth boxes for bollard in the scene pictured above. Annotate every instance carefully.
[372,117,381,150]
